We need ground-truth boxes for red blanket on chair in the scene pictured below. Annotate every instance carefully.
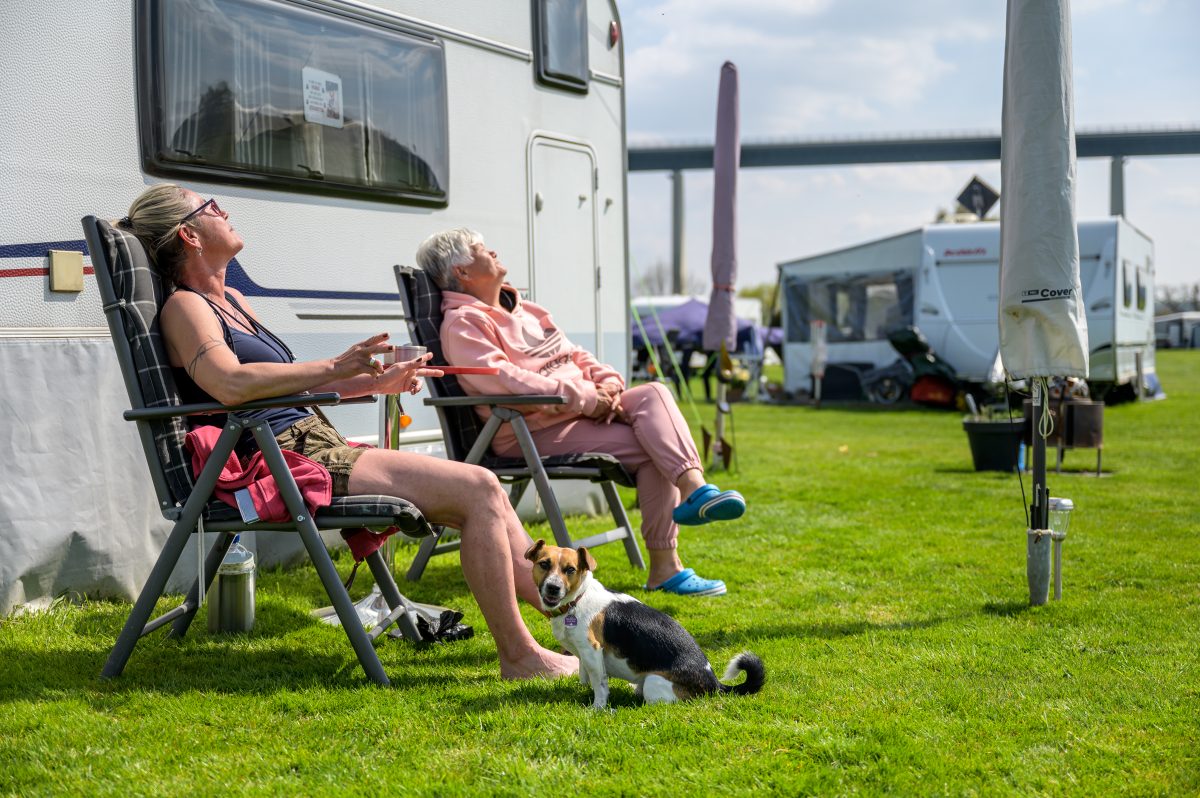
[184,426,398,561]
[184,426,331,522]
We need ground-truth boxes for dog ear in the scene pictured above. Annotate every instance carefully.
[524,539,546,562]
[577,546,598,573]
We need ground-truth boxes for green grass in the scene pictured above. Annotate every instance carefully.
[3,352,1198,796]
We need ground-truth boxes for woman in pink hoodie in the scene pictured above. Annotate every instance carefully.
[418,228,746,596]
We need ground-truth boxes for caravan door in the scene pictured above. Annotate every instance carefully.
[528,135,601,355]
[923,225,1004,382]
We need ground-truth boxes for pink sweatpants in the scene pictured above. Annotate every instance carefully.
[494,382,701,550]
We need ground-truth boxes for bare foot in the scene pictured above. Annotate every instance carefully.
[646,566,684,590]
[500,647,579,681]
[647,549,684,590]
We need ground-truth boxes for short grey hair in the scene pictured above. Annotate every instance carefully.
[415,227,484,292]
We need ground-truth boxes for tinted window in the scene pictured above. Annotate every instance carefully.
[534,0,589,92]
[1122,260,1132,307]
[785,271,914,343]
[139,0,448,204]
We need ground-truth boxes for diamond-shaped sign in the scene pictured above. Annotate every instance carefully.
[957,176,1000,219]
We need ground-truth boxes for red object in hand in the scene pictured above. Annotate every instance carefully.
[434,366,500,375]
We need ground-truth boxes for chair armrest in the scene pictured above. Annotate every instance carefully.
[423,395,565,408]
[124,392,374,421]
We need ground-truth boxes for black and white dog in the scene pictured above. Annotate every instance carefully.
[525,539,764,708]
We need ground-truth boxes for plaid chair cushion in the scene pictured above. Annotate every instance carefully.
[203,495,429,535]
[483,452,636,488]
[396,266,487,461]
[95,220,194,505]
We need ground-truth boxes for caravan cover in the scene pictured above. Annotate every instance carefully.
[703,61,739,353]
[998,0,1088,378]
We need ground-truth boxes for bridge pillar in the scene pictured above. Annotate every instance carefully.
[1110,155,1126,217]
[671,169,686,294]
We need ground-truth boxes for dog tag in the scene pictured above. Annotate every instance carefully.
[564,615,578,627]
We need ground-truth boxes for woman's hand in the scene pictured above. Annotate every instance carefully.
[592,381,627,422]
[596,381,622,399]
[378,352,444,395]
[587,389,618,420]
[331,333,395,380]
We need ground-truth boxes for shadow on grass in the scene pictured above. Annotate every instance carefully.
[981,599,1032,617]
[0,597,495,703]
[691,615,950,649]
[931,466,1115,477]
[457,677,642,712]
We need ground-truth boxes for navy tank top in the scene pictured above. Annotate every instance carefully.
[172,288,310,445]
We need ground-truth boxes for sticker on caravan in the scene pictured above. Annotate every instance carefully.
[302,67,344,129]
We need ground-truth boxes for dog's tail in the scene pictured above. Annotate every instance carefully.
[716,652,765,696]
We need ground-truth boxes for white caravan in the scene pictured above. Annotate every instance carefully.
[778,218,1156,397]
[1155,311,1200,349]
[0,0,630,612]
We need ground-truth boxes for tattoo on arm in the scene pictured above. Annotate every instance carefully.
[187,338,225,380]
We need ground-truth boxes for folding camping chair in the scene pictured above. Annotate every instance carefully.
[83,216,435,687]
[394,265,645,580]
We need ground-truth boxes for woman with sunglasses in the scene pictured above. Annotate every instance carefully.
[118,184,577,681]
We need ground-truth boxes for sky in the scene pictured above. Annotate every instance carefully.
[620,0,1200,295]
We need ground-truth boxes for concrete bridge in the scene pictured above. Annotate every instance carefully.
[628,127,1200,292]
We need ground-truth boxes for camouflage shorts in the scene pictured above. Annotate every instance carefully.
[275,414,367,496]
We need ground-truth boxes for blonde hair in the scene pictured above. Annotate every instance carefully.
[415,227,484,292]
[117,183,196,288]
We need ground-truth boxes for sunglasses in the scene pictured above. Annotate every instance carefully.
[179,198,222,225]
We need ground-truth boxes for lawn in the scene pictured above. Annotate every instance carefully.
[2,351,1197,796]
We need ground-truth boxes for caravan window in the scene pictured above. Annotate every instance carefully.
[785,271,914,343]
[1122,260,1133,308]
[138,0,449,205]
[534,0,589,93]
[1136,265,1147,310]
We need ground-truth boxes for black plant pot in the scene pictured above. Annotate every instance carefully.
[962,418,1024,472]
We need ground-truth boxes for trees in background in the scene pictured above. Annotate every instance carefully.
[630,259,707,298]
[1156,283,1200,314]
[737,282,780,325]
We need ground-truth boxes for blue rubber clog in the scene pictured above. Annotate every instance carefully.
[644,568,727,597]
[672,484,746,526]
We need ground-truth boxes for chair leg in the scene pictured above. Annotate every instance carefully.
[365,550,423,641]
[507,478,531,510]
[170,530,236,638]
[252,425,390,687]
[601,480,644,569]
[101,513,199,679]
[296,516,390,685]
[510,419,574,548]
[530,467,573,548]
[104,421,245,678]
[405,531,440,582]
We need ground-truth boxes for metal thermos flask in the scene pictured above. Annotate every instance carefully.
[207,535,256,633]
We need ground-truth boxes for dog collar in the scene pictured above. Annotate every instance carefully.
[546,587,586,618]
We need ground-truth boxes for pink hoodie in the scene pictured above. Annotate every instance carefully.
[440,285,624,452]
